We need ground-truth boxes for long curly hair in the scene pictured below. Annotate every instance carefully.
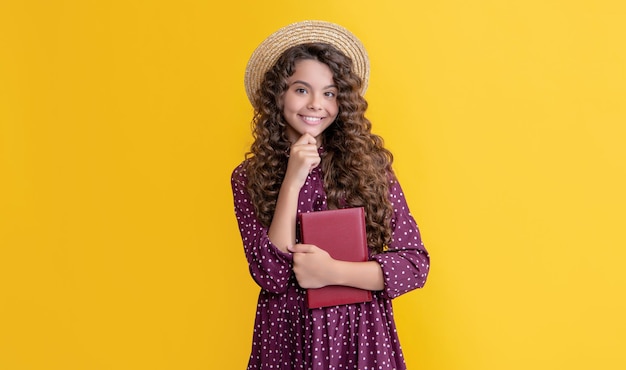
[244,43,394,254]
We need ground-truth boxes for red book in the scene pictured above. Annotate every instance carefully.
[298,207,373,309]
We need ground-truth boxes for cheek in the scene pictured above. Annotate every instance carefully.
[277,92,287,111]
[331,102,339,117]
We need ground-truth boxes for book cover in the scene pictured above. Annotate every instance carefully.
[298,207,373,309]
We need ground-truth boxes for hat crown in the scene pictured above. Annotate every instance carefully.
[244,20,370,109]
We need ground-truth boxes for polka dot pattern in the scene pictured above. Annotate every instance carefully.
[231,160,430,370]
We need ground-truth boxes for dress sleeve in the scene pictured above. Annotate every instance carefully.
[231,163,294,294]
[372,175,430,299]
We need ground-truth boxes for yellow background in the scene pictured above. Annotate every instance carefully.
[1,0,625,369]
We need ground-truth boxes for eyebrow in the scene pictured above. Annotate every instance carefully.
[290,80,337,90]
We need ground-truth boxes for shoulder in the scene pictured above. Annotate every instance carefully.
[386,169,405,196]
[231,159,251,187]
[231,160,248,177]
[386,168,399,185]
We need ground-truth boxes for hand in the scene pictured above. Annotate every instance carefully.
[283,134,320,191]
[288,244,337,289]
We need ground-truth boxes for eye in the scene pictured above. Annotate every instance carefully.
[324,91,336,98]
[294,87,307,94]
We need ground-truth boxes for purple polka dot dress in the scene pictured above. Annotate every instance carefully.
[231,159,430,370]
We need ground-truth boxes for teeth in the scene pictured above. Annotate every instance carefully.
[302,116,322,122]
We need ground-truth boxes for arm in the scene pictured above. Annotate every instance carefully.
[290,175,430,297]
[230,134,321,293]
[266,182,300,253]
[231,163,293,294]
[334,260,384,290]
[289,242,384,291]
[267,134,320,252]
[372,176,430,298]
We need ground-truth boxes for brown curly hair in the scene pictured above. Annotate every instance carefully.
[244,43,394,254]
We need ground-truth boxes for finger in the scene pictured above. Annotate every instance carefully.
[293,133,317,146]
[289,144,321,166]
[291,144,318,156]
[290,243,316,253]
[308,157,321,173]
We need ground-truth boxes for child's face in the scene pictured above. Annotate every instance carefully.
[281,59,339,144]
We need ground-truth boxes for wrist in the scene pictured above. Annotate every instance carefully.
[329,259,346,286]
[280,179,302,195]
[330,261,385,291]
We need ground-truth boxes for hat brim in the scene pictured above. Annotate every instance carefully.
[244,20,370,108]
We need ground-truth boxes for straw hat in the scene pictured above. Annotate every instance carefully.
[244,20,370,108]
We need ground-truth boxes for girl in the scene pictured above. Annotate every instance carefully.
[231,20,430,369]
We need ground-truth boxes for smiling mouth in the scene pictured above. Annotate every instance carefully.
[300,115,325,123]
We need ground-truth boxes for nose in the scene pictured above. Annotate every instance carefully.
[307,94,323,110]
